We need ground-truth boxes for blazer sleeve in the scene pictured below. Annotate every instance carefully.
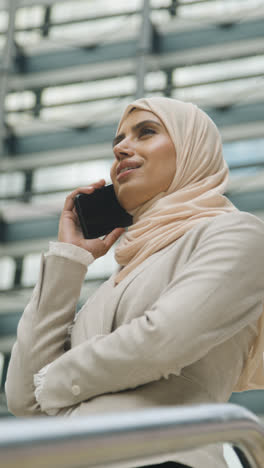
[5,250,88,416]
[35,212,264,415]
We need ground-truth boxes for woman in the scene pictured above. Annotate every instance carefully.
[5,97,264,468]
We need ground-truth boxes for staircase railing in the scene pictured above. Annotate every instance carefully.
[0,403,264,467]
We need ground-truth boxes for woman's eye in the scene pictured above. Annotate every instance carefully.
[139,127,156,137]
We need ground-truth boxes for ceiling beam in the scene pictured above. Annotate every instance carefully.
[6,16,264,92]
[2,101,264,159]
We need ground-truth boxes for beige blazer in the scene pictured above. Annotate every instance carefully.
[5,211,264,468]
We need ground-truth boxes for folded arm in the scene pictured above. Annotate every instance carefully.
[34,212,264,415]
[5,242,93,416]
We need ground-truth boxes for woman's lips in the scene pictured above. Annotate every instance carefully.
[117,167,139,182]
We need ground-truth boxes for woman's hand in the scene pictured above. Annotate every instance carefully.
[58,179,125,259]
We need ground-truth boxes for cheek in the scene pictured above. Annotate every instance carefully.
[110,163,116,182]
[149,141,176,188]
[162,140,176,167]
[149,140,176,170]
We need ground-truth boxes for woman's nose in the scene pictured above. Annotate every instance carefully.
[114,139,135,160]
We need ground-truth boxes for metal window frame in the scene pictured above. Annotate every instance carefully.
[0,0,18,156]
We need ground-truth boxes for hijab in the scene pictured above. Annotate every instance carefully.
[113,96,264,392]
[115,97,238,281]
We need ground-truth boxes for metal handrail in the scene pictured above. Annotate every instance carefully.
[0,403,264,467]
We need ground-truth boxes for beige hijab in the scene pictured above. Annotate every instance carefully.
[115,97,238,280]
[114,96,264,392]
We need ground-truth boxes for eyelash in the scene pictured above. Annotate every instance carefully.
[113,128,156,147]
[138,127,156,137]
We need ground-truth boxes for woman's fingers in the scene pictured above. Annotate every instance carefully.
[63,179,106,212]
[81,227,125,259]
[103,228,125,251]
[59,180,125,258]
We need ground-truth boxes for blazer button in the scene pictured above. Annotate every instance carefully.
[72,385,81,396]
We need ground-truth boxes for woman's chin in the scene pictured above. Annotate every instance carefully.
[119,198,139,213]
[117,188,142,213]
[115,178,153,212]
[118,185,158,212]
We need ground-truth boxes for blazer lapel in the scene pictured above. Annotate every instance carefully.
[99,246,171,334]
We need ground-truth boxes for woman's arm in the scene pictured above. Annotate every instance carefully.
[5,243,91,416]
[5,180,124,417]
[34,212,264,416]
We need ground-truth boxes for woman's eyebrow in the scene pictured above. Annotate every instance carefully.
[112,119,162,147]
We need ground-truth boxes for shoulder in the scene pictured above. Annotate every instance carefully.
[197,210,264,265]
[210,210,264,229]
[205,210,264,241]
[164,210,264,269]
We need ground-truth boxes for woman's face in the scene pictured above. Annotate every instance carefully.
[110,109,176,212]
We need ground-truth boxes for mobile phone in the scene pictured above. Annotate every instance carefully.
[74,184,133,239]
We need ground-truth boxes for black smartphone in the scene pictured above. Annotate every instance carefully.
[74,184,133,239]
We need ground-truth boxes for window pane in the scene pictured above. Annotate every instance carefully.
[42,77,135,106]
[6,91,35,112]
[0,172,24,197]
[224,139,264,193]
[86,247,116,280]
[224,139,264,165]
[16,6,43,29]
[33,160,112,192]
[0,257,16,290]
[174,56,264,86]
[22,253,42,287]
[0,353,4,388]
[172,77,261,107]
[0,9,8,31]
